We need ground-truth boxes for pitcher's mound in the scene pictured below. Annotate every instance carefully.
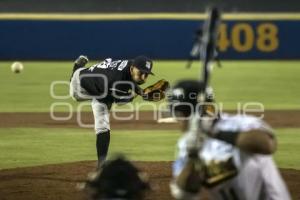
[0,161,299,200]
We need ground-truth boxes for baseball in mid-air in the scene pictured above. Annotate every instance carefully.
[11,62,24,73]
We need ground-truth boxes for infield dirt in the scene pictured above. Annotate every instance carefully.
[0,161,299,200]
[1,110,300,128]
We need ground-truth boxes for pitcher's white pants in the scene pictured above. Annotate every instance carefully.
[70,68,111,134]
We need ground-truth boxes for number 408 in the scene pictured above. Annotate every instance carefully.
[218,23,279,52]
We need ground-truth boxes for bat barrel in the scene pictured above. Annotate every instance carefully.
[201,7,221,89]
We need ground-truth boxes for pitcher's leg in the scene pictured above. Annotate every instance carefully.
[91,98,111,167]
[96,130,110,167]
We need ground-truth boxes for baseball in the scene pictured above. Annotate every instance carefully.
[11,61,24,73]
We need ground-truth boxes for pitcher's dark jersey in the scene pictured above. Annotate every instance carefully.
[79,58,140,104]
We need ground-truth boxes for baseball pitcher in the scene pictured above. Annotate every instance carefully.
[69,55,169,167]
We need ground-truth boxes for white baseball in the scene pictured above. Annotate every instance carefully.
[11,62,24,73]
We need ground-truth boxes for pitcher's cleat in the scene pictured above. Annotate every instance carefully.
[74,55,89,68]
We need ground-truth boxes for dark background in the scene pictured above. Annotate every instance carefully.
[0,0,299,13]
[0,1,299,60]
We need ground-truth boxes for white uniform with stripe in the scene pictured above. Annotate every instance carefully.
[172,114,291,200]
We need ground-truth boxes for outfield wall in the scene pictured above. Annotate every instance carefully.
[0,13,299,60]
[0,0,299,13]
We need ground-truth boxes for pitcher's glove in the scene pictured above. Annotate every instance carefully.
[142,79,170,102]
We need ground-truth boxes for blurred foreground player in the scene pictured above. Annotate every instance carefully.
[82,155,150,200]
[168,80,291,200]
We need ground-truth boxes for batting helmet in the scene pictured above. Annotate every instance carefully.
[169,79,218,118]
[169,80,205,117]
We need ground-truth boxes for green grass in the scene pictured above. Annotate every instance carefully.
[211,61,300,110]
[0,60,299,112]
[0,128,299,170]
[274,128,300,169]
[0,128,180,169]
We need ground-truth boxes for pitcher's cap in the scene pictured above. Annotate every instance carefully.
[133,56,154,75]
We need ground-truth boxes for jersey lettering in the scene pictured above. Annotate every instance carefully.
[89,59,128,72]
[89,58,112,72]
[118,60,128,71]
[110,60,122,69]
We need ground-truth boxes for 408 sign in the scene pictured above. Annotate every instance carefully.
[217,22,279,53]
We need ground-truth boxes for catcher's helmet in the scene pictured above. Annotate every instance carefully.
[169,80,205,117]
[85,156,149,200]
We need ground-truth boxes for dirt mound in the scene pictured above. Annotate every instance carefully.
[0,161,299,200]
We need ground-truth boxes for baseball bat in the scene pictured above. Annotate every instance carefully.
[200,7,221,90]
[185,7,222,152]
